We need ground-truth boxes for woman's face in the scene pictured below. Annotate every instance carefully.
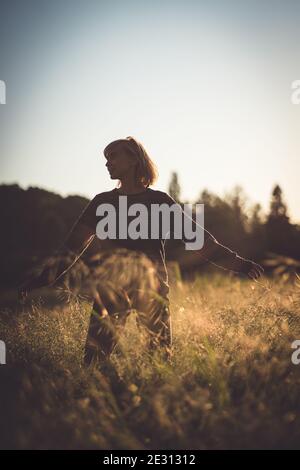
[104,145,137,180]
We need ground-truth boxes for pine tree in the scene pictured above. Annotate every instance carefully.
[168,172,181,202]
[266,184,293,256]
[268,184,289,221]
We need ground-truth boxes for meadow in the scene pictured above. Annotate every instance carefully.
[1,270,300,449]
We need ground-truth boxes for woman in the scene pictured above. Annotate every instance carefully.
[18,136,264,365]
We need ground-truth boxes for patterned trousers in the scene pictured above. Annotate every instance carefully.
[83,258,172,366]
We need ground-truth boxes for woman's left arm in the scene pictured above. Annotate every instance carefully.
[163,193,264,279]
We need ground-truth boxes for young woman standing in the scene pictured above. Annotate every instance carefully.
[18,136,264,365]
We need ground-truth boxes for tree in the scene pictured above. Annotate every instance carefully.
[268,184,289,221]
[247,203,267,259]
[265,184,294,257]
[168,172,181,202]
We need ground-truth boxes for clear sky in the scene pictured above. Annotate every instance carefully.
[0,0,299,222]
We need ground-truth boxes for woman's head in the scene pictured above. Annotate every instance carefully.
[103,136,158,188]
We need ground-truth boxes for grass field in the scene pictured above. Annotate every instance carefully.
[1,272,300,449]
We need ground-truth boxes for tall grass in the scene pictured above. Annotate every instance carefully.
[1,272,300,449]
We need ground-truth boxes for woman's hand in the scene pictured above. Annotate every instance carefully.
[17,250,77,304]
[17,276,38,304]
[239,258,264,280]
[17,262,56,304]
[17,286,29,304]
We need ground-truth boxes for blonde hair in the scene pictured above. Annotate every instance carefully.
[103,136,158,188]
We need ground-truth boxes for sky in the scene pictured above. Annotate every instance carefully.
[0,0,299,223]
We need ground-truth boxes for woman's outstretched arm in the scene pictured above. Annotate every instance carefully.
[162,193,264,280]
[17,197,98,299]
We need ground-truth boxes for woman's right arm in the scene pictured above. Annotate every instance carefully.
[18,196,99,299]
[59,194,100,255]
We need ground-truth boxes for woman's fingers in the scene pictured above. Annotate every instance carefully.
[18,288,28,305]
[248,267,261,280]
[255,263,264,274]
[246,260,264,280]
[247,268,256,280]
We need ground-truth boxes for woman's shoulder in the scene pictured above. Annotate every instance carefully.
[92,189,117,202]
[148,188,176,204]
[91,188,176,205]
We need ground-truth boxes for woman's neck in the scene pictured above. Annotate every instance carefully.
[117,180,147,195]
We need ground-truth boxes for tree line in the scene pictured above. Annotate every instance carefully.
[168,172,300,268]
[0,178,299,288]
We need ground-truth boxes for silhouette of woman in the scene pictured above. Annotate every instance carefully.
[18,136,264,366]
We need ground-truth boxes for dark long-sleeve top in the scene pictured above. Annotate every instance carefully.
[62,187,245,282]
